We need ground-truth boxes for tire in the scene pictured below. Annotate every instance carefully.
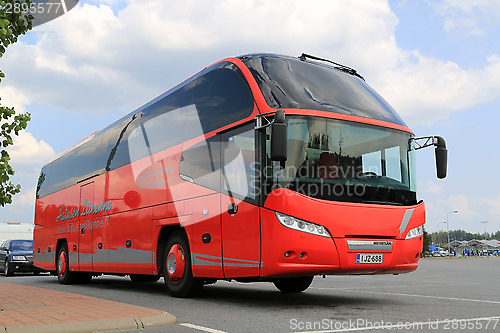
[273,276,314,293]
[130,274,161,283]
[56,243,77,284]
[163,231,202,297]
[4,259,13,277]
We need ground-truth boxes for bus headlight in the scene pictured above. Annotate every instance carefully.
[275,212,331,238]
[405,226,423,240]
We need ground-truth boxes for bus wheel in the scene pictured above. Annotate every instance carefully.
[163,231,202,297]
[130,274,160,283]
[273,276,314,293]
[56,243,76,285]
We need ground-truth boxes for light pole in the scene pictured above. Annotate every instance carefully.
[481,221,489,255]
[447,210,458,257]
[438,222,447,248]
[481,221,488,239]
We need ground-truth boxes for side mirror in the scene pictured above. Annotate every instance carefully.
[434,136,447,179]
[270,110,287,162]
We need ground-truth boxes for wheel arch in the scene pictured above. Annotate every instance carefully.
[55,238,67,264]
[156,225,185,275]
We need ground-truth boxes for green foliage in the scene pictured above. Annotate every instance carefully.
[422,226,432,255]
[0,0,32,206]
[429,229,500,245]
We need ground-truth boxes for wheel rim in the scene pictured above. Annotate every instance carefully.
[4,261,8,275]
[166,244,185,285]
[58,251,67,277]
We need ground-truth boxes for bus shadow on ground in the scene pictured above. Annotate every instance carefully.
[36,275,397,310]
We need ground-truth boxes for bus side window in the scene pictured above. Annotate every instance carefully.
[221,126,256,201]
[193,67,254,135]
[179,136,221,191]
[98,114,141,172]
[137,79,197,156]
[36,165,52,199]
[45,138,100,195]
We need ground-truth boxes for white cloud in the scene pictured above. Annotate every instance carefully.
[7,131,56,166]
[418,180,443,195]
[374,50,500,126]
[16,187,36,208]
[1,0,402,115]
[428,0,500,36]
[478,194,500,220]
[0,86,30,113]
[1,0,499,128]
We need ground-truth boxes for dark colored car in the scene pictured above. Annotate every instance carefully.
[0,239,43,276]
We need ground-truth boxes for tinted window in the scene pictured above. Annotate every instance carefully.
[98,113,141,172]
[36,165,51,199]
[132,66,253,163]
[45,137,100,195]
[131,80,197,159]
[179,136,221,191]
[37,63,255,198]
[242,55,406,126]
[192,67,254,134]
[221,125,256,201]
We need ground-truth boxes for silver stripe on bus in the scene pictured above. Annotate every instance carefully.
[346,240,393,251]
[77,248,154,264]
[79,253,92,264]
[192,252,261,267]
[34,251,54,264]
[398,209,414,237]
[109,247,154,264]
[93,249,109,264]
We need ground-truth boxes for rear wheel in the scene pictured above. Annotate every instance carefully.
[56,243,77,284]
[130,274,160,283]
[163,231,202,297]
[273,276,314,293]
[4,259,13,277]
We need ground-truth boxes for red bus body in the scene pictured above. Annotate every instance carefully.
[34,54,428,296]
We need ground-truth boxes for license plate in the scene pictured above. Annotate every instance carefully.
[356,253,383,264]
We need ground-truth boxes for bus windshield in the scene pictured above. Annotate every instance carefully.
[266,116,417,206]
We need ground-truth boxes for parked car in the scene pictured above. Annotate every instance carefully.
[0,239,43,276]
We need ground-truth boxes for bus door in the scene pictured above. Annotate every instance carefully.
[220,125,261,278]
[79,183,94,271]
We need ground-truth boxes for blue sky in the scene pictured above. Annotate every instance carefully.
[1,0,499,235]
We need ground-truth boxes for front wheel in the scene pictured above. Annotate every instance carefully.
[4,259,13,277]
[163,231,202,297]
[273,276,314,293]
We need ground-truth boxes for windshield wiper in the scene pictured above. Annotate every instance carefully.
[298,53,365,81]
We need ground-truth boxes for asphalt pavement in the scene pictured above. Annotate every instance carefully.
[1,257,500,332]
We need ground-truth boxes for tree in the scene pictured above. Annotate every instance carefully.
[422,226,432,256]
[0,0,32,206]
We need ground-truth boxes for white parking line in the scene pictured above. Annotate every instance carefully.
[311,281,481,291]
[180,323,228,333]
[312,287,500,305]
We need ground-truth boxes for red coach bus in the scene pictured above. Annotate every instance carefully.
[34,53,447,297]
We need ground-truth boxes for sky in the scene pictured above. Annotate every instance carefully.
[1,0,499,235]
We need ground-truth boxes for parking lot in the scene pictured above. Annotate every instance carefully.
[3,257,500,332]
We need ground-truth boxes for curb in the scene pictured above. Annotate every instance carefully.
[4,312,177,333]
